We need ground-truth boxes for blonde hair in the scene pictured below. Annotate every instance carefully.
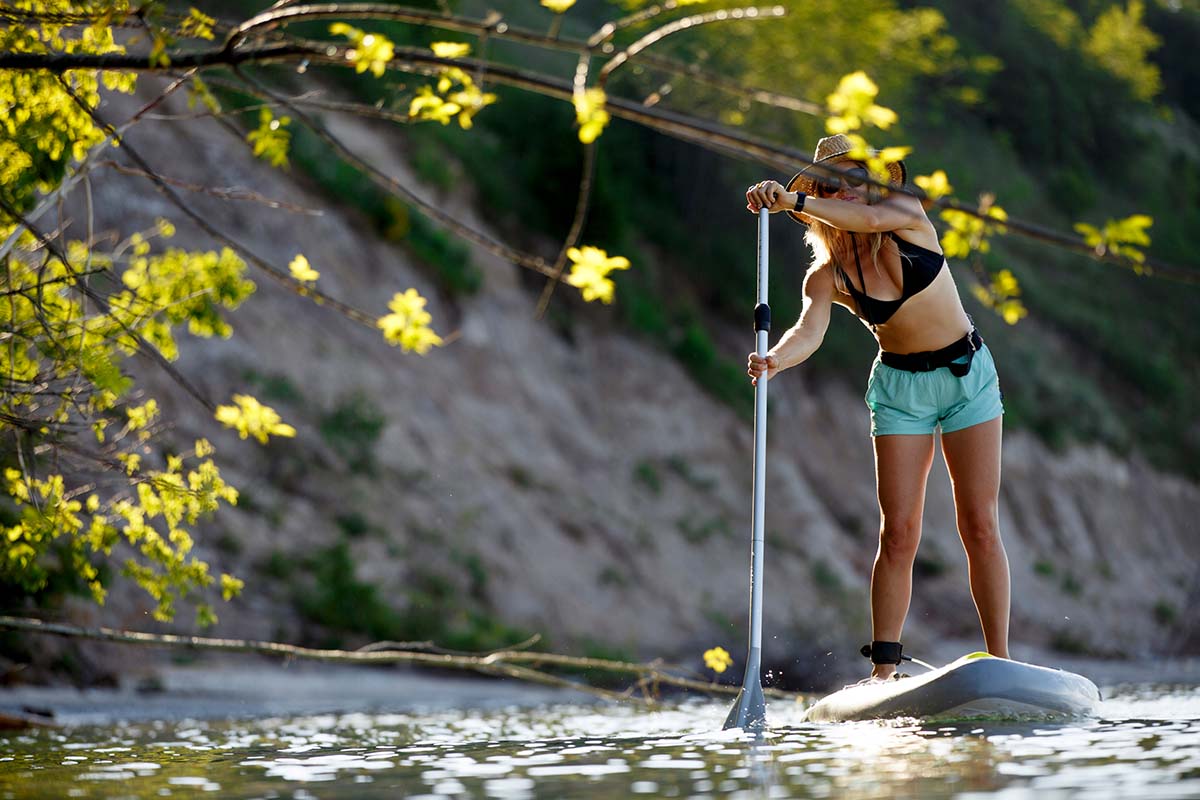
[804,221,888,297]
[802,173,891,302]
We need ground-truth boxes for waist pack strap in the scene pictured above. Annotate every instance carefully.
[881,329,982,376]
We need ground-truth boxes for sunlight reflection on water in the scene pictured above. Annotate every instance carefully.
[1,685,1198,799]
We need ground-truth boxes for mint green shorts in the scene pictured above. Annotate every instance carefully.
[864,343,1004,436]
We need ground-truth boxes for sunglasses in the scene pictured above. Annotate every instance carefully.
[817,166,870,196]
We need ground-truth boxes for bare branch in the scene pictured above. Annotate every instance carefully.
[0,615,805,704]
[536,142,598,317]
[95,161,324,215]
[232,65,560,278]
[599,6,787,88]
[1,9,1192,282]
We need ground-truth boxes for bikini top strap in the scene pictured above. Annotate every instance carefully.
[851,233,875,328]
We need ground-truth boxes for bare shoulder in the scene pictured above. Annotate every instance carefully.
[803,261,836,294]
[880,191,941,251]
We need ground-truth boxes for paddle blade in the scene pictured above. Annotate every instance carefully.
[723,680,767,731]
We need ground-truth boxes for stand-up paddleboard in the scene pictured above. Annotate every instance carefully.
[803,653,1101,722]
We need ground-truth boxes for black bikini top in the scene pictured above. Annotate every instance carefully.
[838,232,945,327]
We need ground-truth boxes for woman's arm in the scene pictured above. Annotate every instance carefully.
[746,180,931,236]
[747,263,834,383]
[796,191,928,234]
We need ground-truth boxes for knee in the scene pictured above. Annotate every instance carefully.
[958,504,1001,549]
[878,517,921,563]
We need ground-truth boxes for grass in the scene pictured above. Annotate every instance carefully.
[670,321,754,421]
[335,512,372,539]
[665,455,716,491]
[914,552,947,578]
[1049,629,1092,656]
[291,540,532,652]
[318,392,386,474]
[811,559,843,593]
[241,369,304,405]
[632,461,662,495]
[676,514,732,544]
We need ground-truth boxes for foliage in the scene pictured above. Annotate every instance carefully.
[1074,214,1153,268]
[574,88,610,144]
[409,65,497,130]
[1,181,256,624]
[970,269,1027,325]
[1,1,453,624]
[1082,0,1162,102]
[0,0,134,213]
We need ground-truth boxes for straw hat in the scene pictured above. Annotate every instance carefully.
[784,134,907,224]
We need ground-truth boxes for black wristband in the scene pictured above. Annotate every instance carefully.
[793,191,807,213]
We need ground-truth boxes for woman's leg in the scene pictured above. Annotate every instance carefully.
[870,433,936,678]
[940,416,1010,658]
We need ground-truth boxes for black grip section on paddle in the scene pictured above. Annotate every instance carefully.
[754,303,771,333]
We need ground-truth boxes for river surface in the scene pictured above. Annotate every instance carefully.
[2,684,1198,799]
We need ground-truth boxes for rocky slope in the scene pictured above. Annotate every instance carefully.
[41,79,1200,690]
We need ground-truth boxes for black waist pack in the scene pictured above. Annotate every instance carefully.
[881,329,983,377]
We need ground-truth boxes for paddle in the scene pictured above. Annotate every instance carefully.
[724,207,771,732]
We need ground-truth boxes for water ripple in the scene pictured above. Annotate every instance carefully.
[0,688,1197,798]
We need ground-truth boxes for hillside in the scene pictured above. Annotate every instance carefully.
[3,0,1199,692]
[22,72,1197,691]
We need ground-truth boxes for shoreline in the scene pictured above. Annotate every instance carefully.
[2,647,1198,728]
[0,657,594,727]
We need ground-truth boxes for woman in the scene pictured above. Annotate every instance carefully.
[745,134,1010,682]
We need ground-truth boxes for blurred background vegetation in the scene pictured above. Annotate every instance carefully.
[331,0,1200,474]
[121,0,1200,461]
[203,0,1200,475]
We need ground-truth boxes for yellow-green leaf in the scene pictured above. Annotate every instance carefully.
[914,170,953,201]
[214,395,296,444]
[431,42,471,58]
[288,254,319,283]
[574,88,610,144]
[703,646,733,674]
[377,289,444,354]
[566,246,631,304]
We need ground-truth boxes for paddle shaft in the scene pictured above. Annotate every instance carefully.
[748,206,770,667]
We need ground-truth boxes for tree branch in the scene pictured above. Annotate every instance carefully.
[2,12,1192,280]
[0,615,805,705]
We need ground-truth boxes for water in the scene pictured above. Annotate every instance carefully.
[2,686,1199,799]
